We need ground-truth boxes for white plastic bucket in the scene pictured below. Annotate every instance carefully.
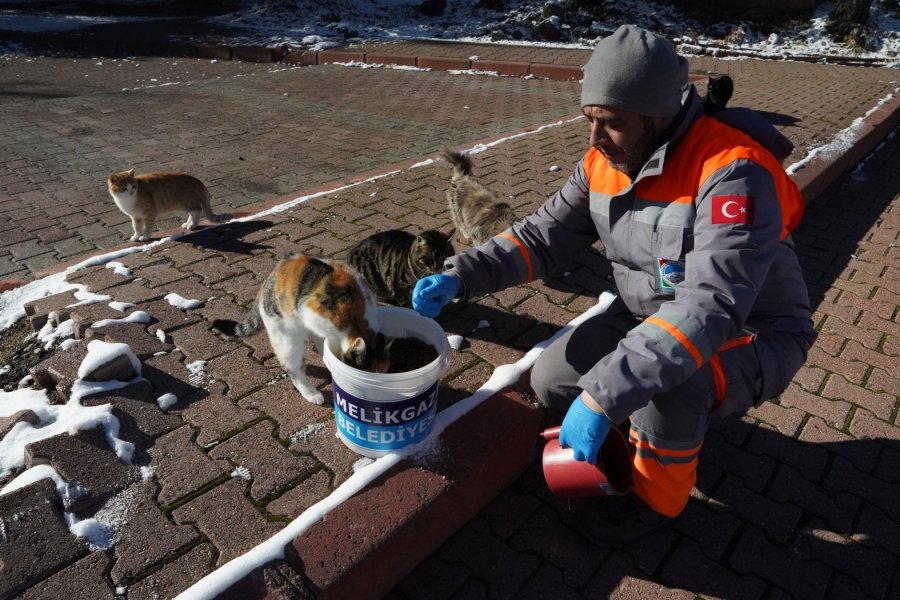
[323,306,451,457]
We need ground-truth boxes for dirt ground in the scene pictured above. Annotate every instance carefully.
[0,320,49,392]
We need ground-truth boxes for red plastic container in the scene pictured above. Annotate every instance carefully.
[540,425,633,497]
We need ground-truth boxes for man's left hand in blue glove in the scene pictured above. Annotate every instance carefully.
[558,392,612,465]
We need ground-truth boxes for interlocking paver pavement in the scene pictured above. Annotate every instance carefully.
[0,55,583,283]
[0,29,898,600]
[2,47,897,285]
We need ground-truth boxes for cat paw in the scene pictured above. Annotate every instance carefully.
[290,378,325,404]
[137,235,151,242]
[304,391,326,405]
[130,234,140,241]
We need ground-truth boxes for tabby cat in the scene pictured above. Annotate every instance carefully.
[442,149,517,246]
[107,168,229,242]
[347,228,455,307]
[211,253,391,405]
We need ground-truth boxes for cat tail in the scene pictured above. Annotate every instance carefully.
[441,148,473,179]
[211,302,263,338]
[201,188,232,224]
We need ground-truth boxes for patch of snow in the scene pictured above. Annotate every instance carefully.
[65,513,113,550]
[0,337,149,477]
[90,310,151,330]
[77,339,141,380]
[65,483,142,550]
[157,393,177,411]
[0,464,87,501]
[186,360,207,387]
[105,261,132,277]
[36,317,74,351]
[109,301,135,312]
[352,457,375,471]
[290,422,327,443]
[231,466,252,480]
[165,292,204,310]
[68,287,112,308]
[447,334,464,350]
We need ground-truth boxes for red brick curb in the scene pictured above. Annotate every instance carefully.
[216,390,542,599]
[791,92,900,204]
[294,47,584,81]
[297,391,540,599]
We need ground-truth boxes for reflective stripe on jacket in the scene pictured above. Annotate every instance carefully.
[447,87,816,423]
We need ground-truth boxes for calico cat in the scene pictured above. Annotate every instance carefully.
[442,149,517,246]
[107,168,229,242]
[347,228,455,307]
[211,253,391,405]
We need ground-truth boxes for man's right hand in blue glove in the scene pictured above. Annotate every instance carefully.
[412,274,461,318]
[558,393,612,465]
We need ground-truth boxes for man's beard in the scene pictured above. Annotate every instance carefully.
[606,117,667,175]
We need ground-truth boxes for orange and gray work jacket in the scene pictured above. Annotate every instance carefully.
[446,88,817,425]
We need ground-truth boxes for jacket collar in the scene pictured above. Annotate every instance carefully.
[631,85,703,182]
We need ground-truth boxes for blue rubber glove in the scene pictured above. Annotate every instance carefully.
[558,395,612,465]
[412,274,461,318]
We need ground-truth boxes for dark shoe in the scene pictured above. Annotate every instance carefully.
[568,493,673,546]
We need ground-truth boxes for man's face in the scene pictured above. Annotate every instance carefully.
[583,105,670,174]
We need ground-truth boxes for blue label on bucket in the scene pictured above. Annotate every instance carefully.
[333,381,439,452]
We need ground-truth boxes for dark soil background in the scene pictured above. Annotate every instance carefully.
[0,320,48,392]
[388,336,439,373]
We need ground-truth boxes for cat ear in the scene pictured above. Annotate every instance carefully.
[346,337,367,365]
[126,168,135,177]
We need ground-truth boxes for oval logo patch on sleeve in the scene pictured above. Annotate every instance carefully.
[657,258,685,293]
[712,195,753,224]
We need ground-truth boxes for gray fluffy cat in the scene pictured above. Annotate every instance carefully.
[442,149,517,246]
[347,229,455,307]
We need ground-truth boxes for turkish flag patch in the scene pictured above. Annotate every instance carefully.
[711,195,754,224]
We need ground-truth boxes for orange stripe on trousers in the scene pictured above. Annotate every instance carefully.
[629,430,700,517]
[629,335,754,517]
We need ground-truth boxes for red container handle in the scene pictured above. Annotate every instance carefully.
[540,426,560,440]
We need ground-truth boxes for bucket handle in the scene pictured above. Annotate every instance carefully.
[540,426,561,440]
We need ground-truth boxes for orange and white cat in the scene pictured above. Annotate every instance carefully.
[211,253,391,404]
[107,168,229,241]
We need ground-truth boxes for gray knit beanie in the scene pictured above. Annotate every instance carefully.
[581,24,688,118]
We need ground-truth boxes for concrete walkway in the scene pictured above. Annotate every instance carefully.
[1,30,899,600]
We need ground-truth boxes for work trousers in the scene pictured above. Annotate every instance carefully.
[530,303,810,517]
